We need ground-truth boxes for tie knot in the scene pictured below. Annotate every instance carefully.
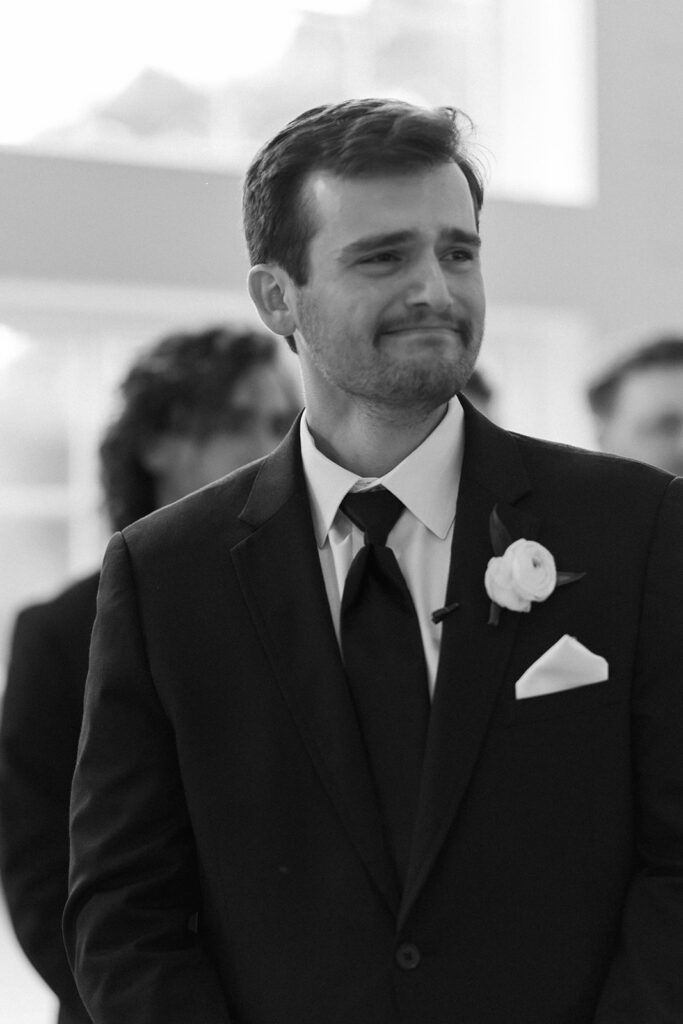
[341,488,405,546]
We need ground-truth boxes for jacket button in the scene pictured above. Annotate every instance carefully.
[395,942,421,970]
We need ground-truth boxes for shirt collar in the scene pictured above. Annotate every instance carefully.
[300,400,464,547]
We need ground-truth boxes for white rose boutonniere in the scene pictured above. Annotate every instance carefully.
[486,507,585,625]
[485,539,556,613]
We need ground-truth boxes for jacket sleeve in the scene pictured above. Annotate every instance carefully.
[595,476,683,1020]
[63,533,231,1023]
[0,606,92,1023]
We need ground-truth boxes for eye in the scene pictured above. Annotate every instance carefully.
[359,251,400,264]
[442,247,475,263]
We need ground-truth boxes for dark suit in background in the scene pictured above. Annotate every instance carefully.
[0,574,98,1024]
[63,405,683,1023]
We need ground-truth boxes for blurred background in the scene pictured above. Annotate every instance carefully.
[1,0,682,1017]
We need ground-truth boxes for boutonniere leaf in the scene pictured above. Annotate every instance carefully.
[485,506,585,626]
[489,505,513,557]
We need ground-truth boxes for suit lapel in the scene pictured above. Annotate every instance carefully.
[231,424,400,914]
[399,403,539,927]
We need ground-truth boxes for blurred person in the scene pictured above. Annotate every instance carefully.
[64,99,683,1023]
[587,334,683,475]
[0,325,300,1024]
[461,365,494,417]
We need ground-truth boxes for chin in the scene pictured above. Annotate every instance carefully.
[378,361,468,410]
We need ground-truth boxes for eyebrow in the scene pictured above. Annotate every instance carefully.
[338,227,482,259]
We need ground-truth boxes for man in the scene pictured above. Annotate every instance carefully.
[587,335,683,475]
[64,100,683,1023]
[0,325,300,1024]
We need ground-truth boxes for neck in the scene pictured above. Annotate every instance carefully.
[305,398,449,477]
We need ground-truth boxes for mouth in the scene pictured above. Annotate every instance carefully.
[379,325,465,349]
[381,325,460,337]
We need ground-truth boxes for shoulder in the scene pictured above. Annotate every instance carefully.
[121,457,267,560]
[6,573,99,698]
[505,429,679,553]
[13,571,100,640]
[462,398,674,522]
[512,429,672,493]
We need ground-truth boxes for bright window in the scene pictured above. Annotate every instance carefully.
[1,0,596,204]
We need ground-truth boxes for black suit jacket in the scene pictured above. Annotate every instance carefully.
[64,403,683,1023]
[0,573,97,1024]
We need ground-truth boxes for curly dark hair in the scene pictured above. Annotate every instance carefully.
[243,97,485,292]
[99,325,288,531]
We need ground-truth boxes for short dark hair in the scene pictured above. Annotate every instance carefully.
[99,325,284,531]
[587,335,683,418]
[243,98,485,288]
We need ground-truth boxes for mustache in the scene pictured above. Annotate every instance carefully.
[379,315,473,344]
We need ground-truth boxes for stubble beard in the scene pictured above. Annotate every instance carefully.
[298,301,484,419]
[368,317,484,413]
[296,284,483,415]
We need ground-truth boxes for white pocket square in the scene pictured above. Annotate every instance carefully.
[515,634,609,700]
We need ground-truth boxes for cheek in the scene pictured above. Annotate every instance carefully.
[463,275,486,314]
[194,444,244,484]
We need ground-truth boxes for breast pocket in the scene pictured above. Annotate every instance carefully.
[500,677,625,726]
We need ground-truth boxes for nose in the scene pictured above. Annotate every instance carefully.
[404,254,452,312]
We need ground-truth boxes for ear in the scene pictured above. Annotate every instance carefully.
[248,264,298,337]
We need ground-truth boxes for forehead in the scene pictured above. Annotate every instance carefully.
[303,163,478,251]
[617,365,683,414]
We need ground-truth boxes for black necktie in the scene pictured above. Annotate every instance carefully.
[340,488,430,884]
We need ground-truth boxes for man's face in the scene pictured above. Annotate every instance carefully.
[147,362,300,508]
[599,365,683,475]
[286,163,486,417]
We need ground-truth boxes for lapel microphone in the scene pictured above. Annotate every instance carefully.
[431,602,460,625]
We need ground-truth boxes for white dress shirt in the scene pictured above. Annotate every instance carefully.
[299,401,464,697]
